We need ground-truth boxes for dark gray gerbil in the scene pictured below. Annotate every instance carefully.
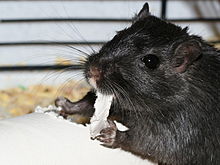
[55,2,220,165]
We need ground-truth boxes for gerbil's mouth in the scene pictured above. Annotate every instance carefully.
[88,77,113,95]
[87,75,116,96]
[88,78,98,89]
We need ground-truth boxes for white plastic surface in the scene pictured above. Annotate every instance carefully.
[0,113,155,165]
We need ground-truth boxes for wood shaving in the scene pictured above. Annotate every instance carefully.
[0,81,90,120]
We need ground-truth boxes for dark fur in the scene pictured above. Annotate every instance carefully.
[56,3,220,165]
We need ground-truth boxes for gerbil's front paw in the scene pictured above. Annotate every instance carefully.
[94,120,118,148]
[55,97,73,118]
[55,96,68,109]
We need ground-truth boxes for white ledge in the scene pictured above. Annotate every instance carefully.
[0,113,154,165]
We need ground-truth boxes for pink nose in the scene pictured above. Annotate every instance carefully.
[89,66,102,82]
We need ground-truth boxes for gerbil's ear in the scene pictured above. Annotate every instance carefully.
[173,40,202,73]
[132,3,150,23]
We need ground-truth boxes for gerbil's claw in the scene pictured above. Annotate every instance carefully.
[94,120,118,148]
[59,110,68,119]
[100,143,114,149]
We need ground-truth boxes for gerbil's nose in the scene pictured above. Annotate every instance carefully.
[88,66,102,82]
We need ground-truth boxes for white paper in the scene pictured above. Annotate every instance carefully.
[90,92,113,138]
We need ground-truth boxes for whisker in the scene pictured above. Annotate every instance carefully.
[59,2,96,54]
[55,75,87,99]
[109,79,143,121]
[65,45,90,57]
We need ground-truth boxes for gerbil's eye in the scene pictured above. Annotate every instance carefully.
[141,54,160,69]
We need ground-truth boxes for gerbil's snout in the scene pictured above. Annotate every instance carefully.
[85,53,116,90]
[87,66,103,88]
[88,66,102,82]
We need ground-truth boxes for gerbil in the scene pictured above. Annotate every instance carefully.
[55,2,220,165]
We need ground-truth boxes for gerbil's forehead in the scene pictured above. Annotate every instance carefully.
[101,16,188,53]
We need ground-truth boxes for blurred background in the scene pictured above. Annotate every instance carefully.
[0,0,219,119]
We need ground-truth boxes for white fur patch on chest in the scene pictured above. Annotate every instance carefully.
[90,92,113,138]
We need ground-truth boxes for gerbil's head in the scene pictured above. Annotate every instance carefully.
[84,2,208,103]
